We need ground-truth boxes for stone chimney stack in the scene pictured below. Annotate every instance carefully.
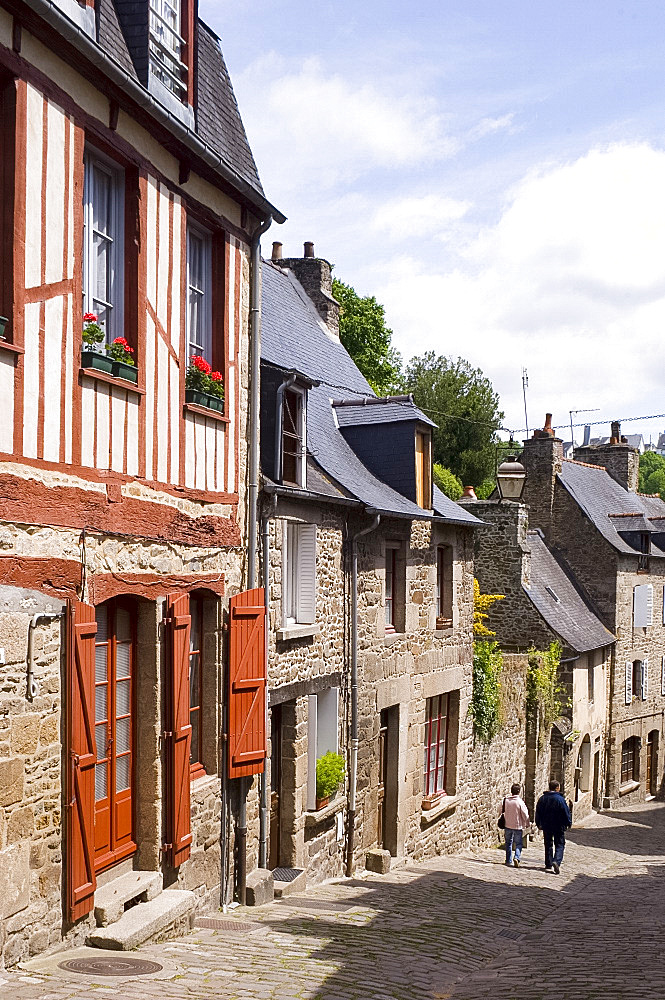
[521,413,564,543]
[277,242,340,339]
[574,420,639,492]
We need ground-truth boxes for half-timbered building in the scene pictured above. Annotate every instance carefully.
[0,0,280,965]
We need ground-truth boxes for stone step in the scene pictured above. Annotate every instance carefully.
[94,870,163,926]
[273,868,306,899]
[87,890,197,951]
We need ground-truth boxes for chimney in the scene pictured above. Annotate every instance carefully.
[461,485,477,500]
[521,413,564,543]
[277,242,341,339]
[271,241,283,261]
[574,420,639,492]
[583,424,591,446]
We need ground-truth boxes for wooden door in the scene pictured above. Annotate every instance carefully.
[646,733,657,796]
[269,704,282,870]
[377,711,388,848]
[592,751,600,808]
[93,600,136,873]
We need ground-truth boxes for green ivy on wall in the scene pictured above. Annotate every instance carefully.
[471,639,503,744]
[526,641,566,750]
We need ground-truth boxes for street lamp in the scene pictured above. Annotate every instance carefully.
[496,455,526,501]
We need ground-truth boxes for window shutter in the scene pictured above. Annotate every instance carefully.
[661,656,665,697]
[66,599,97,922]
[296,524,317,625]
[228,588,267,778]
[642,658,649,700]
[625,660,633,704]
[634,585,653,628]
[646,585,654,626]
[164,593,192,868]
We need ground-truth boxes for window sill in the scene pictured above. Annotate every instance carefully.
[183,401,229,423]
[191,771,218,796]
[276,623,320,642]
[0,339,24,357]
[80,366,145,395]
[433,628,454,638]
[420,794,458,826]
[384,631,403,646]
[619,779,640,796]
[304,796,345,828]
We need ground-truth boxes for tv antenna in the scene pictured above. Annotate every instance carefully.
[569,407,600,452]
[522,369,529,438]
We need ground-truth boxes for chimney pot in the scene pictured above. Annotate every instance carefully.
[533,413,555,439]
[462,485,477,500]
[272,241,283,261]
[304,241,315,258]
[611,420,621,443]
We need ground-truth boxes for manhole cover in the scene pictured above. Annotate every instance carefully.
[194,917,257,931]
[272,867,303,883]
[58,957,163,977]
[496,929,523,941]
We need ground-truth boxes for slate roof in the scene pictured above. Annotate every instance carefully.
[261,261,481,528]
[558,460,665,557]
[333,397,435,429]
[98,0,138,79]
[524,531,615,654]
[590,434,644,451]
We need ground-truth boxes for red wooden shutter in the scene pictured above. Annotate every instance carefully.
[164,593,193,868]
[66,599,97,922]
[228,588,267,778]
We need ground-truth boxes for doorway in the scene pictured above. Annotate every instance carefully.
[646,730,658,797]
[593,750,601,808]
[377,705,399,855]
[269,704,282,870]
[93,600,136,873]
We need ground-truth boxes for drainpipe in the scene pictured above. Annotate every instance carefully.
[27,611,63,701]
[274,374,297,483]
[258,498,275,869]
[247,215,273,591]
[346,511,381,877]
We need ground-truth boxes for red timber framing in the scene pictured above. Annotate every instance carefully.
[228,588,267,779]
[163,592,193,867]
[66,599,97,922]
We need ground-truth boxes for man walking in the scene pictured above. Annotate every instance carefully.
[535,779,572,874]
[500,782,530,867]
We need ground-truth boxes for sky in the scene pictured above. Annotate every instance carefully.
[201,0,665,447]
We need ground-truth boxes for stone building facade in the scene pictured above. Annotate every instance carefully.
[521,417,665,808]
[0,0,281,966]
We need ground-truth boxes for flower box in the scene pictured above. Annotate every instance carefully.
[315,795,330,811]
[81,349,113,374]
[0,316,8,339]
[185,388,224,413]
[112,359,138,384]
[421,793,445,811]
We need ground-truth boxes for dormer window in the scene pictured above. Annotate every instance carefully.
[415,430,432,508]
[639,532,650,572]
[149,0,188,101]
[282,386,306,488]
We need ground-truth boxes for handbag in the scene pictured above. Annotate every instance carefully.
[497,797,506,830]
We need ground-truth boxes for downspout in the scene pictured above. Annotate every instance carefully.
[258,496,276,868]
[274,375,297,484]
[27,611,63,701]
[346,511,381,877]
[247,215,273,590]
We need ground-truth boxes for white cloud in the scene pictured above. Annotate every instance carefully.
[372,143,665,440]
[371,194,470,242]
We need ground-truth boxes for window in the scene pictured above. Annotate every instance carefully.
[436,545,453,629]
[384,541,405,634]
[633,584,653,628]
[638,532,650,572]
[149,0,187,100]
[415,430,432,508]
[284,522,316,626]
[587,658,594,702]
[385,546,396,633]
[187,225,212,361]
[621,736,639,784]
[307,688,339,809]
[424,694,449,798]
[83,151,124,345]
[189,594,204,777]
[282,387,306,487]
[0,78,15,336]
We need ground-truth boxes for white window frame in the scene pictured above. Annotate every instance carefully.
[307,688,339,810]
[186,224,213,362]
[83,150,124,345]
[283,521,316,626]
[149,0,187,99]
[281,385,307,488]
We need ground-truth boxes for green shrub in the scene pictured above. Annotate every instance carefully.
[471,639,503,743]
[316,752,345,800]
[527,642,566,750]
[433,463,463,500]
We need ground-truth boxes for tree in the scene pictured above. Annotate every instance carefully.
[639,451,665,498]
[402,352,503,487]
[432,463,463,500]
[332,278,402,395]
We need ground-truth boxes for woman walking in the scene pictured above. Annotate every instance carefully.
[500,782,530,867]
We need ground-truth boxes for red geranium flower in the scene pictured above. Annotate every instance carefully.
[83,312,98,323]
[112,337,134,353]
[210,370,222,382]
[192,355,212,375]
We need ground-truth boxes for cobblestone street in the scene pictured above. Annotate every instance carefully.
[8,800,665,1000]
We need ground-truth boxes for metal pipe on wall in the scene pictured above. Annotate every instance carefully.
[27,611,63,701]
[346,511,381,877]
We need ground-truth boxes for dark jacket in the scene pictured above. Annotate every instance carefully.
[535,791,572,832]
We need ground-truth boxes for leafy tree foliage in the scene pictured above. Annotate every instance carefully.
[402,353,504,487]
[471,640,503,743]
[639,450,665,499]
[332,278,402,395]
[433,463,463,500]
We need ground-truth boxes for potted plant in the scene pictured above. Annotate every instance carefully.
[315,751,345,810]
[106,337,137,383]
[81,313,113,373]
[185,354,224,412]
[0,316,8,340]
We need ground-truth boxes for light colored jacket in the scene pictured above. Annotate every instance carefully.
[500,794,530,830]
